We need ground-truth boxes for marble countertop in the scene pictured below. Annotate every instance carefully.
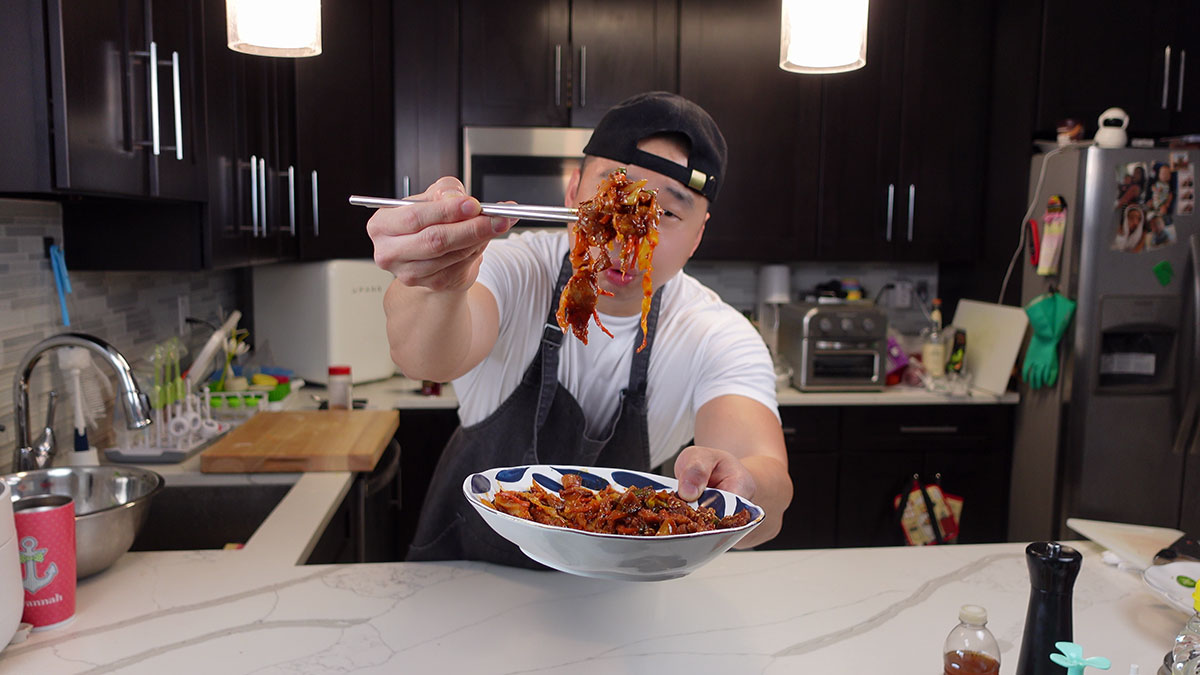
[1,537,1185,673]
[350,376,1018,411]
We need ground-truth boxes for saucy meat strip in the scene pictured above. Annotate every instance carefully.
[556,168,662,352]
[486,473,753,536]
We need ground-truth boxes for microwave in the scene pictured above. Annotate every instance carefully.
[463,126,592,227]
[252,260,398,385]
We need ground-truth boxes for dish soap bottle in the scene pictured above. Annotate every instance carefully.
[944,604,1001,674]
[923,298,947,378]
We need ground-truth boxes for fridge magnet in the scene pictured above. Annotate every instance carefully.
[1175,166,1194,215]
[1115,162,1148,208]
[1037,196,1067,275]
[1153,260,1174,287]
[1147,162,1176,216]
[1112,205,1146,253]
[1144,212,1177,250]
[1170,151,1190,171]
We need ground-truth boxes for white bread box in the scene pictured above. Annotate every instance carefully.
[252,260,397,385]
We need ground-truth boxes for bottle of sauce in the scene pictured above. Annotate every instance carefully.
[923,298,947,378]
[327,365,352,410]
[944,604,1001,675]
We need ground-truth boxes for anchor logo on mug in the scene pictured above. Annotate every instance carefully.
[14,495,76,630]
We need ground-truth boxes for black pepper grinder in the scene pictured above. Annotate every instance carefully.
[1015,541,1083,675]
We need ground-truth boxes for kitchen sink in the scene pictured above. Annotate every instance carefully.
[130,482,293,551]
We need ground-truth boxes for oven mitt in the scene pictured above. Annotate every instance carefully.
[1021,292,1076,390]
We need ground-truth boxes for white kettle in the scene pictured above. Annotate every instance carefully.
[1094,107,1129,148]
[0,482,23,648]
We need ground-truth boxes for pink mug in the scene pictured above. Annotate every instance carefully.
[14,495,76,630]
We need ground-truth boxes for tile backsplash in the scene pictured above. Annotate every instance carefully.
[0,198,237,472]
[685,260,939,335]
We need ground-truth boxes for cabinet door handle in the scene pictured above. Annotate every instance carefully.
[402,175,411,199]
[899,425,959,434]
[579,45,587,108]
[1179,50,1187,113]
[259,157,267,236]
[287,165,296,236]
[885,184,895,242]
[311,170,320,237]
[554,44,562,107]
[250,155,259,236]
[907,184,916,242]
[149,41,161,156]
[169,51,183,160]
[1164,45,1173,110]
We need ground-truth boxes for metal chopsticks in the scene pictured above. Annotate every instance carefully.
[348,195,578,223]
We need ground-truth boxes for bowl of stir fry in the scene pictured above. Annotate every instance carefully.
[463,465,764,581]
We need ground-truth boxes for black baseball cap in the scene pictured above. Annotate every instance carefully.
[582,91,728,203]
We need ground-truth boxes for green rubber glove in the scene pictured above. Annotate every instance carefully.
[1021,292,1076,390]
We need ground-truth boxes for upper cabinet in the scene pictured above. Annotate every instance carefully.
[0,0,207,200]
[294,0,394,261]
[460,0,678,128]
[817,0,994,263]
[1036,0,1200,139]
[679,0,821,262]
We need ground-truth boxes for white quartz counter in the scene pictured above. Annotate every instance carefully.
[1,533,1184,673]
[349,376,1018,411]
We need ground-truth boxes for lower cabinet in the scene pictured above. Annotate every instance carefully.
[388,404,1013,554]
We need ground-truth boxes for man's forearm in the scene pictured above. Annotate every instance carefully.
[383,280,477,382]
[734,454,793,549]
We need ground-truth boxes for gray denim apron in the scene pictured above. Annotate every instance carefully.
[406,254,663,568]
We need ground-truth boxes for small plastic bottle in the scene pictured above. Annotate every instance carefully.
[944,604,1001,675]
[328,365,352,410]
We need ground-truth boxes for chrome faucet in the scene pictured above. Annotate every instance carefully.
[13,333,153,471]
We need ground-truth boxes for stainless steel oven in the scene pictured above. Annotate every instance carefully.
[777,302,888,392]
[462,126,592,227]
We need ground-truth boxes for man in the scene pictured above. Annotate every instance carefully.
[367,92,791,566]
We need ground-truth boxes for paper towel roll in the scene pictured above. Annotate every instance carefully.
[758,265,791,304]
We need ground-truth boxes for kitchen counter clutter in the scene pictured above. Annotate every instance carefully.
[1,531,1186,673]
[346,376,1018,410]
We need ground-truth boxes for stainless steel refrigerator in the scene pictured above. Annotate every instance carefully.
[1011,145,1200,541]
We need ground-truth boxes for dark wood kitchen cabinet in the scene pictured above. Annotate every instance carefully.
[1036,0,1200,139]
[756,407,839,550]
[679,0,822,262]
[818,0,994,263]
[0,0,207,199]
[294,0,394,261]
[459,0,678,128]
[202,0,298,269]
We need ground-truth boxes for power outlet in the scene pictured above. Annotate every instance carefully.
[177,295,191,337]
[892,281,914,309]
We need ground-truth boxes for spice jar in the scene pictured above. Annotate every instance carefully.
[327,365,352,410]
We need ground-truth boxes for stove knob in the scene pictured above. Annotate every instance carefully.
[840,318,855,333]
[818,317,834,333]
[862,317,877,333]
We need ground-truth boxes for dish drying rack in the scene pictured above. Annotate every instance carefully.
[105,387,256,464]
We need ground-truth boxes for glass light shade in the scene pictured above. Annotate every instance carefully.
[779,0,868,74]
[227,0,322,58]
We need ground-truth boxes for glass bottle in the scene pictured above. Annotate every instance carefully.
[944,604,1001,675]
[1165,610,1200,674]
[923,298,947,378]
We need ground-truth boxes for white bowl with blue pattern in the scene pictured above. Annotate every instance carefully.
[463,464,764,581]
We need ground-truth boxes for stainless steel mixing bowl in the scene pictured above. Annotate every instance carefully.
[3,466,164,578]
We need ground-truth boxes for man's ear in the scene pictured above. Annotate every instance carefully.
[565,168,582,206]
[688,212,710,257]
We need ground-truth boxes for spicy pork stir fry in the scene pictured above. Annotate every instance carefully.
[485,473,752,536]
[556,168,661,352]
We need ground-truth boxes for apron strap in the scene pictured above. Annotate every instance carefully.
[534,254,575,432]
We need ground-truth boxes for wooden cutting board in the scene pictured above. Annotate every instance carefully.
[200,410,400,473]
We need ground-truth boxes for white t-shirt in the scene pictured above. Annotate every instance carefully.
[454,230,779,468]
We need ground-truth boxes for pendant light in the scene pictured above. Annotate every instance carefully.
[227,0,322,58]
[779,0,869,74]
